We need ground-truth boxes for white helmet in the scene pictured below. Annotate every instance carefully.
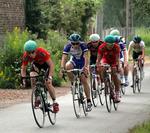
[89,34,100,42]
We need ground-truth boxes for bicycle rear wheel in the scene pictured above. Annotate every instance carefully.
[105,78,112,113]
[72,82,81,118]
[91,76,98,107]
[133,68,137,93]
[31,86,45,128]
[137,69,142,92]
[47,88,56,125]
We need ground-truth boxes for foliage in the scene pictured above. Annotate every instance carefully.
[103,0,126,28]
[0,27,69,89]
[135,27,150,47]
[0,27,29,88]
[25,0,102,40]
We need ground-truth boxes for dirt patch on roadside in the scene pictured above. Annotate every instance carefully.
[0,84,71,109]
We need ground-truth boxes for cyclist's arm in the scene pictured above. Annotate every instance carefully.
[21,65,27,87]
[61,54,68,68]
[84,51,89,67]
[46,58,54,77]
[123,50,127,66]
[128,46,132,59]
[96,54,102,66]
[116,54,120,67]
[142,47,145,59]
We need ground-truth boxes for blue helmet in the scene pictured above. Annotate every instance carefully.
[69,34,81,42]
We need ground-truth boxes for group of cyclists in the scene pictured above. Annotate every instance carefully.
[20,29,145,114]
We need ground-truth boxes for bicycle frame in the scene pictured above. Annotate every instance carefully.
[20,71,56,127]
[102,64,118,112]
[64,69,88,118]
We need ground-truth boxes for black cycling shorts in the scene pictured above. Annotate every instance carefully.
[132,51,142,59]
[30,62,49,75]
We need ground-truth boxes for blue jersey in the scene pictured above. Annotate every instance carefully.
[115,36,126,59]
[63,42,88,68]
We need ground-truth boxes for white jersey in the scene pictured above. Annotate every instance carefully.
[129,41,145,53]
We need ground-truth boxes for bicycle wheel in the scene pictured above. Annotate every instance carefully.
[90,76,98,107]
[81,87,88,116]
[113,93,118,111]
[31,86,45,128]
[97,78,105,106]
[120,83,125,95]
[137,69,142,92]
[105,78,112,113]
[47,88,56,125]
[72,81,81,118]
[133,68,137,93]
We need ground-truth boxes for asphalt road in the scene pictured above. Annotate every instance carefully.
[0,67,150,133]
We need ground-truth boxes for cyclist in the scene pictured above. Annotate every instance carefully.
[87,34,105,89]
[110,29,129,86]
[96,35,121,103]
[60,33,92,112]
[20,40,59,113]
[128,35,145,87]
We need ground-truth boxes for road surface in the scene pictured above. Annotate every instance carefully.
[0,67,150,133]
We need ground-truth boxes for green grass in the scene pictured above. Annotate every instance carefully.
[128,121,150,133]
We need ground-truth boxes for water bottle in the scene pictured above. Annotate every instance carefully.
[41,89,47,103]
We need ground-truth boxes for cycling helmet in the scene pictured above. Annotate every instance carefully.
[110,29,120,36]
[115,36,121,43]
[69,34,81,42]
[89,34,100,42]
[105,35,116,43]
[133,35,141,43]
[24,40,37,52]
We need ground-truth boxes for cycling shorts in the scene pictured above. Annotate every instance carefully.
[30,62,49,74]
[69,58,85,69]
[90,57,97,65]
[101,58,117,67]
[133,51,142,59]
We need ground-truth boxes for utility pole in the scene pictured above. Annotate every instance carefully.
[96,3,103,40]
[126,0,134,43]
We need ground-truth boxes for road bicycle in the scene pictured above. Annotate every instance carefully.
[102,64,118,113]
[130,59,143,93]
[119,61,125,95]
[20,70,56,128]
[63,69,88,118]
[89,65,105,107]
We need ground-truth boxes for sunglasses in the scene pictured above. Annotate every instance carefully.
[106,43,114,46]
[27,51,35,54]
[71,42,80,45]
[92,41,98,43]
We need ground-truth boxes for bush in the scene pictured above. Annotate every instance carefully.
[0,28,68,89]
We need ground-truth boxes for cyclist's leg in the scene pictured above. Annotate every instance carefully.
[65,60,74,84]
[30,63,40,89]
[111,64,120,102]
[119,59,124,84]
[43,62,59,113]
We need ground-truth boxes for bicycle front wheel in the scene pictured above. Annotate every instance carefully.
[105,78,112,113]
[137,69,142,92]
[81,88,88,116]
[133,68,137,93]
[120,83,125,95]
[31,86,45,128]
[98,78,105,106]
[47,88,56,125]
[91,76,98,107]
[72,82,81,118]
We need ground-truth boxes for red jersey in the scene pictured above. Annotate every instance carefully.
[98,43,119,62]
[22,47,50,66]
